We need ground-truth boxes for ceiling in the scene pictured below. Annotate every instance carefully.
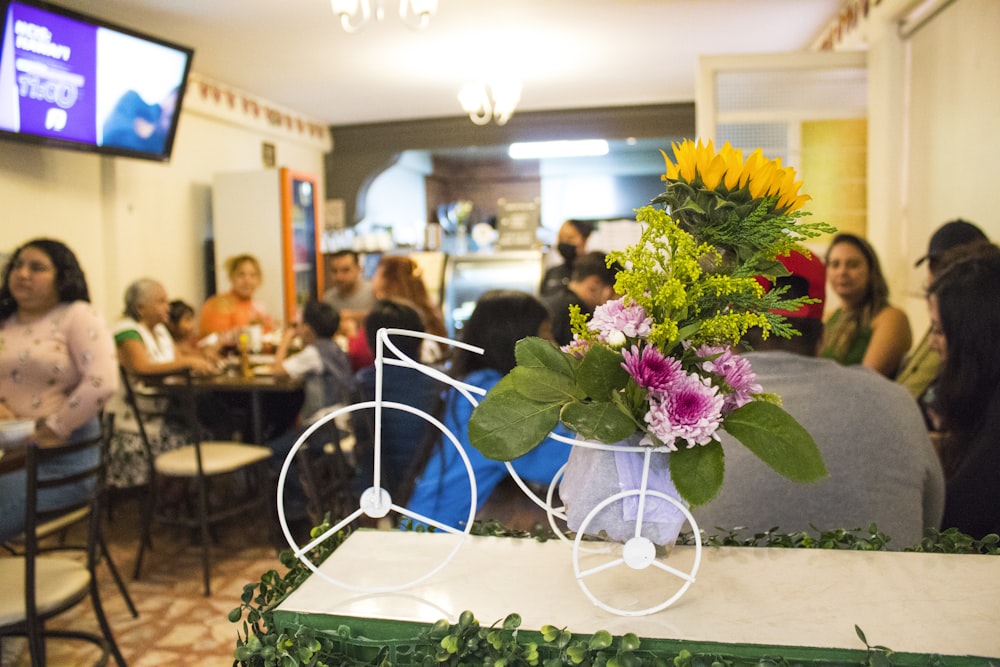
[51,0,843,127]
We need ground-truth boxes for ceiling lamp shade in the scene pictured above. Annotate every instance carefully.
[330,0,437,33]
[458,79,522,126]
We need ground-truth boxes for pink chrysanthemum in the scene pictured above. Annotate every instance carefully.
[621,344,684,393]
[696,345,762,412]
[644,373,724,450]
[587,299,653,342]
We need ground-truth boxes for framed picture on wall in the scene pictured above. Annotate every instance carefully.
[262,142,276,168]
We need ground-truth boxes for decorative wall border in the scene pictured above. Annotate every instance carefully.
[812,0,873,51]
[184,72,332,151]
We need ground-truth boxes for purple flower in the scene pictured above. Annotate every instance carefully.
[644,373,724,449]
[561,337,591,358]
[588,299,653,342]
[622,345,684,393]
[696,345,762,412]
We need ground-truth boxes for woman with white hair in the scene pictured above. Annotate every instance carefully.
[116,278,215,376]
[107,278,215,487]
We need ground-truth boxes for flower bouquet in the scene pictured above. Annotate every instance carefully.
[468,139,834,546]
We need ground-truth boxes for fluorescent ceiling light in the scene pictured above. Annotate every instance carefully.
[508,139,609,160]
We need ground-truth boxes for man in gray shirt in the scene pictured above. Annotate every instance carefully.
[323,250,375,328]
[692,250,944,549]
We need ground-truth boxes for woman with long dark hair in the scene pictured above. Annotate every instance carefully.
[820,233,912,377]
[405,290,569,530]
[0,238,118,539]
[927,248,1000,539]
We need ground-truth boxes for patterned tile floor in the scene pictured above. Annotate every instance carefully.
[1,494,286,666]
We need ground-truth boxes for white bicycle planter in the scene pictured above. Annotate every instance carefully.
[276,328,701,616]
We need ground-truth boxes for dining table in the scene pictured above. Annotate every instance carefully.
[166,355,305,445]
[0,425,34,474]
[0,443,27,475]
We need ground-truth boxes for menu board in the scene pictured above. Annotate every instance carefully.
[496,198,541,250]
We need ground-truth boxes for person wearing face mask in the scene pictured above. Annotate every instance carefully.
[539,219,594,297]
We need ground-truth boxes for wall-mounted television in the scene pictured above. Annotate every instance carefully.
[0,0,193,162]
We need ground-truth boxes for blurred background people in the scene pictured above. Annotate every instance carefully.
[109,278,217,488]
[268,300,355,526]
[820,233,912,377]
[405,290,569,531]
[323,250,375,336]
[927,248,1000,540]
[115,279,216,377]
[199,253,273,341]
[540,219,595,298]
[0,238,118,540]
[350,299,442,502]
[348,255,447,370]
[543,251,618,346]
[693,250,944,548]
[896,220,989,409]
[166,298,219,363]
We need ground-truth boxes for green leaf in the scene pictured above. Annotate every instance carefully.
[724,401,827,482]
[620,633,641,652]
[561,400,636,443]
[588,630,612,650]
[515,336,573,376]
[469,375,561,460]
[575,344,630,398]
[670,440,725,506]
[511,366,580,403]
[540,625,560,642]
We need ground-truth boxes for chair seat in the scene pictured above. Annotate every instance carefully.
[0,557,90,625]
[155,442,271,477]
[5,507,90,546]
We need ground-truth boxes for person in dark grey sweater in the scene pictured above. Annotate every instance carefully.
[692,250,944,548]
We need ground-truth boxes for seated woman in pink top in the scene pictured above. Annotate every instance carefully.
[0,238,118,540]
[198,253,274,342]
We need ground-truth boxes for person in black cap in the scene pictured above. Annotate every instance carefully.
[897,219,989,406]
[913,219,988,273]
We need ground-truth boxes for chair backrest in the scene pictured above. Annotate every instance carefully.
[294,423,354,527]
[22,413,114,612]
[119,366,203,474]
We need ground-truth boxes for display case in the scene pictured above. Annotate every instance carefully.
[442,251,544,336]
[212,168,322,324]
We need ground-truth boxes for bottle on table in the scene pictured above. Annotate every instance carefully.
[238,332,253,379]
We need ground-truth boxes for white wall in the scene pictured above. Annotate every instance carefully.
[867,0,1000,335]
[357,150,431,247]
[0,74,330,324]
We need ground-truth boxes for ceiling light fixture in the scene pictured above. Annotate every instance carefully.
[458,79,522,126]
[330,0,437,33]
[508,139,610,160]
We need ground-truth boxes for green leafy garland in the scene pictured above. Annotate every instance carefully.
[230,522,999,667]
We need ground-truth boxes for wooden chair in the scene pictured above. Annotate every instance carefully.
[119,367,273,596]
[0,413,126,666]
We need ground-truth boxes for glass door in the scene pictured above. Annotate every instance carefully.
[280,168,322,324]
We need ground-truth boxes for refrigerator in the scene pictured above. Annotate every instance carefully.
[211,168,323,325]
[442,251,545,336]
